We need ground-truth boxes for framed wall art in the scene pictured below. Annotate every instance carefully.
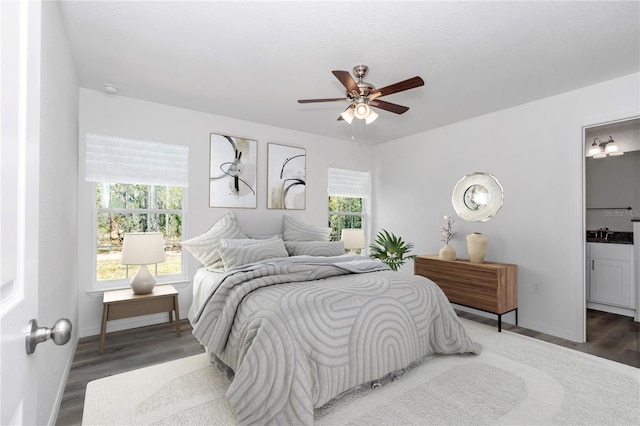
[267,143,306,210]
[209,133,257,208]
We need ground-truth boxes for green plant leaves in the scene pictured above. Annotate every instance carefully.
[368,229,416,271]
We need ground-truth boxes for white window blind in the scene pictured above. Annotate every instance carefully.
[328,167,370,198]
[85,133,189,187]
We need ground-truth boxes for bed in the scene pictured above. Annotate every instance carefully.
[185,213,481,425]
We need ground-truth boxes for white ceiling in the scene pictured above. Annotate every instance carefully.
[58,1,640,145]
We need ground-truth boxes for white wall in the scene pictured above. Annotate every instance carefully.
[38,2,79,424]
[372,73,640,341]
[76,89,373,337]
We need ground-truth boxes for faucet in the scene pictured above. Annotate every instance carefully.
[597,227,609,238]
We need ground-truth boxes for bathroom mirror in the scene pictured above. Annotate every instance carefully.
[452,172,503,222]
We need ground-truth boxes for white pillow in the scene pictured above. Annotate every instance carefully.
[219,235,281,248]
[182,211,247,271]
[246,233,284,240]
[283,215,331,242]
[284,241,345,257]
[218,239,289,271]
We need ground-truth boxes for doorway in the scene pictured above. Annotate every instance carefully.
[583,116,640,342]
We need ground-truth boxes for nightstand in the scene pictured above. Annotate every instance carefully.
[99,284,181,354]
[414,255,518,331]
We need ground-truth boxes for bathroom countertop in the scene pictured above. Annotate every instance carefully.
[586,231,634,244]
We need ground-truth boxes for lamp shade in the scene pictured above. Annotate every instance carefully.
[340,106,355,124]
[121,232,166,265]
[353,103,370,119]
[365,109,379,125]
[587,146,601,157]
[341,229,365,250]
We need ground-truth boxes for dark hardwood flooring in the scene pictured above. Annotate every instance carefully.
[456,308,640,368]
[56,320,204,426]
[56,310,639,425]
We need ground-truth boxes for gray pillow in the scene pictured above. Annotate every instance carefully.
[218,239,289,271]
[283,215,331,242]
[284,241,345,257]
[182,211,247,271]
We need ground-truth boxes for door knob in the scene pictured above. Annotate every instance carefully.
[25,318,72,355]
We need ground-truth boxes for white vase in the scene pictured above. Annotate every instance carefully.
[466,232,488,263]
[439,244,456,261]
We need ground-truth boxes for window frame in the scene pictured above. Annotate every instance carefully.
[328,195,366,241]
[327,167,371,253]
[90,182,187,291]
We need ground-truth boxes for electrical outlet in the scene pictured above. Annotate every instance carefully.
[532,282,541,294]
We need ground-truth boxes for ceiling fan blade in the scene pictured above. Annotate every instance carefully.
[369,99,410,114]
[370,76,424,98]
[298,98,347,103]
[332,70,360,95]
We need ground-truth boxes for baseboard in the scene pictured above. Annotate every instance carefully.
[453,304,580,342]
[49,337,78,426]
[452,305,517,326]
[79,312,188,338]
[586,301,635,317]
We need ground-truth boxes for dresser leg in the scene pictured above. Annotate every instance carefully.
[497,314,502,332]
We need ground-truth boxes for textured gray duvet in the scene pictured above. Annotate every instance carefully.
[190,255,481,425]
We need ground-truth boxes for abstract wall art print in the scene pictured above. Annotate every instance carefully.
[209,133,257,208]
[267,143,306,210]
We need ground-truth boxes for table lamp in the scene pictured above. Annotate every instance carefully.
[341,229,365,254]
[120,232,166,294]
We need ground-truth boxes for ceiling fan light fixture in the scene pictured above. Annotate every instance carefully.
[365,109,379,125]
[340,106,355,124]
[353,102,370,119]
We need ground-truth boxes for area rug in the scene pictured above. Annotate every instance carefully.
[82,318,640,425]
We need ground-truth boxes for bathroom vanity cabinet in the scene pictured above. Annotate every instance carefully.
[587,242,635,310]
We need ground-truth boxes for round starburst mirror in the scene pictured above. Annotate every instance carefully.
[452,172,503,222]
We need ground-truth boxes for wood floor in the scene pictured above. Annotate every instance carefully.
[56,310,639,425]
[56,320,205,426]
[456,309,640,368]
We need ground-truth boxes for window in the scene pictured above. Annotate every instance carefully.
[328,196,363,241]
[85,134,188,287]
[96,183,183,281]
[327,168,370,249]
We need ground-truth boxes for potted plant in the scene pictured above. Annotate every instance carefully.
[369,229,416,271]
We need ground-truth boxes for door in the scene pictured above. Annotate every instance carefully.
[1,1,41,424]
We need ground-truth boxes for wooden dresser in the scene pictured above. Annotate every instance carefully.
[414,255,518,331]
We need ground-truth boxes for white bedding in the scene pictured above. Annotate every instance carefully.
[188,255,481,425]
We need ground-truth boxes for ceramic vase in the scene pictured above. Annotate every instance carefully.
[466,232,488,263]
[439,244,456,261]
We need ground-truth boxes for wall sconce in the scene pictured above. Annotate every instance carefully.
[120,232,166,294]
[341,228,366,254]
[588,136,624,159]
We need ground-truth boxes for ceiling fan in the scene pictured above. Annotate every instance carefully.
[298,65,424,124]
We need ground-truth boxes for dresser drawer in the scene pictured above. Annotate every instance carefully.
[415,255,517,315]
